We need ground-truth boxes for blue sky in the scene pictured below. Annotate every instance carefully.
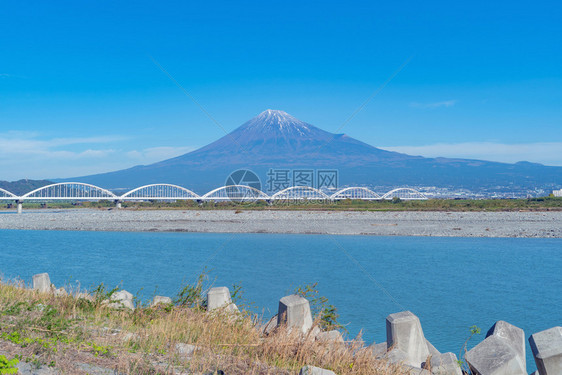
[1,1,561,179]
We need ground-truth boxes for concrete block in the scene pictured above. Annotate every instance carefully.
[207,287,238,313]
[298,365,337,375]
[109,290,135,310]
[175,343,197,359]
[54,287,67,297]
[151,295,172,306]
[261,315,278,335]
[386,311,430,367]
[32,273,52,293]
[316,330,344,343]
[277,294,313,334]
[371,342,387,358]
[429,352,462,375]
[426,339,441,356]
[529,326,562,375]
[487,320,526,369]
[387,348,410,364]
[466,334,526,375]
[403,365,431,374]
[309,326,322,340]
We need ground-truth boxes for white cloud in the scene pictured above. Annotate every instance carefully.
[382,142,562,166]
[410,100,457,109]
[0,131,195,180]
[0,133,125,158]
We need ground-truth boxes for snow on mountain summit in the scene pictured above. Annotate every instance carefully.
[255,109,302,129]
[233,109,327,140]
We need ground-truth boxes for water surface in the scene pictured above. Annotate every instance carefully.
[1,230,560,371]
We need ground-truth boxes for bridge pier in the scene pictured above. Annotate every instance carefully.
[114,200,122,209]
[16,200,23,214]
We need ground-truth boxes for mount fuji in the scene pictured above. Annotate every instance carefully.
[67,110,562,194]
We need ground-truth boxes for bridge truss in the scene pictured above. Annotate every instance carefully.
[2,182,428,212]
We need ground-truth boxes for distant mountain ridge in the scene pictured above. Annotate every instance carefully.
[65,110,562,194]
[0,179,52,196]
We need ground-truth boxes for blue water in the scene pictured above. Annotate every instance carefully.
[1,229,560,371]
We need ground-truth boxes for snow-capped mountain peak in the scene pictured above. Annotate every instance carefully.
[235,109,322,139]
[255,109,301,129]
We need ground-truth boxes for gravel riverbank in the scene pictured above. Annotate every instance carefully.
[0,209,560,237]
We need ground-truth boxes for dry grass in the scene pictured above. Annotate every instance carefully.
[0,280,406,374]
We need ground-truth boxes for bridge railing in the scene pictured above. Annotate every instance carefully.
[330,187,382,200]
[271,186,330,201]
[120,184,200,200]
[0,188,17,200]
[3,183,428,212]
[202,185,270,201]
[22,182,117,201]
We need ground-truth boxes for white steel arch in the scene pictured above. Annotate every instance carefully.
[121,184,199,200]
[330,187,382,200]
[0,188,17,199]
[201,185,270,201]
[381,188,428,200]
[22,182,117,201]
[271,186,330,200]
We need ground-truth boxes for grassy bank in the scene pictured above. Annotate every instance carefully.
[2,196,562,212]
[0,280,401,375]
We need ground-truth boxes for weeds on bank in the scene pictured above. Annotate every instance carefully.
[457,325,481,373]
[294,283,345,332]
[0,276,403,375]
[0,354,19,374]
[7,196,562,212]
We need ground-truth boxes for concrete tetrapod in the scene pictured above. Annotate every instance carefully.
[486,320,526,370]
[429,352,462,375]
[465,334,526,375]
[316,330,344,343]
[207,287,238,313]
[385,311,430,368]
[108,290,135,311]
[277,294,313,334]
[151,295,172,306]
[529,326,562,375]
[32,273,52,293]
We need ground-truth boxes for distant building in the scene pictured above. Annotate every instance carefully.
[553,189,562,197]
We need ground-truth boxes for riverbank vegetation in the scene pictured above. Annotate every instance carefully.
[3,196,562,212]
[0,278,402,375]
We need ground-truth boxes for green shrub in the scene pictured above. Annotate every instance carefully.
[0,355,19,374]
[295,283,345,332]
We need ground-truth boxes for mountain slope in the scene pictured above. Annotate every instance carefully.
[155,109,417,167]
[0,179,53,196]
[66,110,562,194]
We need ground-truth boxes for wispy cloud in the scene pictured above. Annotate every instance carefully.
[382,142,562,166]
[0,131,195,180]
[410,100,457,109]
[0,132,126,158]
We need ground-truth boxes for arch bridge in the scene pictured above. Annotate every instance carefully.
[2,182,427,213]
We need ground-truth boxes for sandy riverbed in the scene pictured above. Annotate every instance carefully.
[0,209,560,237]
